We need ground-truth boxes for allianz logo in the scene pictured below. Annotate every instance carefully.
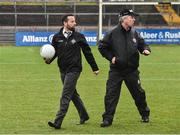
[85,36,97,42]
[85,34,104,42]
[22,34,54,43]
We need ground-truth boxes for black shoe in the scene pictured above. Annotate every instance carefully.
[100,120,112,127]
[80,116,89,124]
[141,116,149,123]
[48,121,61,129]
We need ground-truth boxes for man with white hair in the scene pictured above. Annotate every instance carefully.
[98,9,151,127]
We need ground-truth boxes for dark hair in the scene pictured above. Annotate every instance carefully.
[61,14,74,25]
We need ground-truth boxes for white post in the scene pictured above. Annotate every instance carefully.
[98,1,160,40]
[98,0,103,40]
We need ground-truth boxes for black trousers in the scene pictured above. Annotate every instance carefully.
[102,69,150,123]
[54,72,89,126]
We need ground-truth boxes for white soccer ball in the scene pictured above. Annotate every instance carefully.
[40,44,55,59]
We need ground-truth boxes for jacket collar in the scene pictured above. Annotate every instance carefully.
[59,27,75,38]
[59,27,75,33]
[118,24,131,33]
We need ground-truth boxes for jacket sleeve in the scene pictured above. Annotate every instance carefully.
[79,34,99,71]
[135,31,151,54]
[98,32,114,61]
[49,34,58,63]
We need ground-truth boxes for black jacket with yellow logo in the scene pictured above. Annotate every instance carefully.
[51,27,99,73]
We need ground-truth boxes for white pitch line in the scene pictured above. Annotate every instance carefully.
[93,62,180,65]
[0,62,180,65]
[141,62,180,65]
[1,78,180,82]
[0,79,57,82]
[0,62,43,65]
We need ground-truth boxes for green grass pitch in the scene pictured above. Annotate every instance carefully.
[0,45,180,134]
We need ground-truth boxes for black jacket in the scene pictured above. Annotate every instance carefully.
[51,28,99,73]
[98,24,151,71]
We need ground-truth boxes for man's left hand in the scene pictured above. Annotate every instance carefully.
[44,58,51,64]
[143,50,150,56]
[93,70,100,75]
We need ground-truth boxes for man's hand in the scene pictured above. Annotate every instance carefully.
[143,50,150,56]
[93,70,100,75]
[111,57,116,64]
[44,58,51,64]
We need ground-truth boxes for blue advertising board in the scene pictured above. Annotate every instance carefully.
[16,31,98,46]
[16,29,180,46]
[136,29,180,44]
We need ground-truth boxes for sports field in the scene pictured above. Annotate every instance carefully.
[0,45,180,134]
